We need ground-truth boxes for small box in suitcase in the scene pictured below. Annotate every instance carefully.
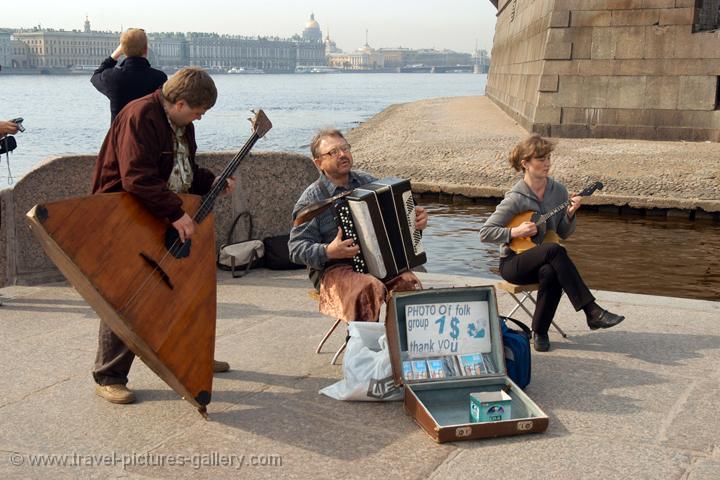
[386,286,549,443]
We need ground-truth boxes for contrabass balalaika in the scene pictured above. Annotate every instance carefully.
[332,178,426,281]
[26,110,272,416]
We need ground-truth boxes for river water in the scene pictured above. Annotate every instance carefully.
[419,201,720,302]
[0,72,487,180]
[1,73,718,301]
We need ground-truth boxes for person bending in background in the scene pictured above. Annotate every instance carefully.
[91,27,167,122]
[288,128,427,324]
[480,134,624,352]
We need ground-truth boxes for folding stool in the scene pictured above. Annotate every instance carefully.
[309,290,347,364]
[496,281,568,338]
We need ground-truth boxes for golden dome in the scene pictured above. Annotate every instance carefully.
[305,13,320,30]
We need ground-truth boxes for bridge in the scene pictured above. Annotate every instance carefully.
[431,65,474,73]
[399,65,475,73]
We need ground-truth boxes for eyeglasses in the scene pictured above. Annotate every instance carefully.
[319,144,351,158]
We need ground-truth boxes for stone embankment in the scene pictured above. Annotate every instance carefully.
[0,152,317,287]
[347,96,720,217]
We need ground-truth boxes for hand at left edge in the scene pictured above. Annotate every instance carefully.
[415,206,428,230]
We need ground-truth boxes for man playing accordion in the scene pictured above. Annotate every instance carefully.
[289,128,428,323]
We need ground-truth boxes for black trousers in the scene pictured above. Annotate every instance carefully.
[499,243,594,334]
[93,321,134,386]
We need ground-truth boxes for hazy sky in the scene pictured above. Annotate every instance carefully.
[6,1,498,53]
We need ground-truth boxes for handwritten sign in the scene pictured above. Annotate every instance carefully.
[405,301,491,358]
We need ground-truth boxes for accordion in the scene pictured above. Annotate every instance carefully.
[333,178,426,281]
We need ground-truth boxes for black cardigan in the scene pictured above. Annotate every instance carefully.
[91,56,167,122]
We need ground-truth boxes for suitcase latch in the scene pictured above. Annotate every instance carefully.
[517,421,533,431]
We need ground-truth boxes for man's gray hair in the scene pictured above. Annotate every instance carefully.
[310,128,346,159]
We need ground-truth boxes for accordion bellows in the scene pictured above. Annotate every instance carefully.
[334,178,426,281]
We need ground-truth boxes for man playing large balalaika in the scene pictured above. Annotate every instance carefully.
[91,68,235,404]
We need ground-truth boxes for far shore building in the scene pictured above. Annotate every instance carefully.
[12,18,118,69]
[147,32,186,69]
[324,31,341,55]
[294,38,326,68]
[328,42,384,70]
[2,14,325,73]
[10,38,29,68]
[377,47,411,68]
[302,13,323,43]
[486,0,720,142]
[293,13,326,67]
[185,32,299,72]
[0,29,13,68]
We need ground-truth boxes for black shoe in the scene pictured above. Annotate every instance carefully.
[533,332,550,352]
[587,309,625,330]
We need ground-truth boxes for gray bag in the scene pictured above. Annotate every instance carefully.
[217,212,264,278]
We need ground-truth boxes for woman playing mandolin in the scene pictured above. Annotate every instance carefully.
[480,134,624,352]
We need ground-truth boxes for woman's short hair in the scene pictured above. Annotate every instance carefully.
[310,128,346,159]
[162,67,218,109]
[120,28,147,58]
[508,134,556,172]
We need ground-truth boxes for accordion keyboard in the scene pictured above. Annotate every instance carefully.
[335,202,368,274]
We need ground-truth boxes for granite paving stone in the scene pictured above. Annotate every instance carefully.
[0,269,717,479]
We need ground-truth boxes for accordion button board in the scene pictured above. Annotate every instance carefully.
[335,202,367,274]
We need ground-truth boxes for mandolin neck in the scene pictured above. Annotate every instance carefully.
[535,182,602,226]
[536,200,570,227]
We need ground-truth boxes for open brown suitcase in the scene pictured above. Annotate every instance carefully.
[386,286,549,443]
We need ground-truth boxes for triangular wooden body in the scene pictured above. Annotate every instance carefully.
[26,192,216,410]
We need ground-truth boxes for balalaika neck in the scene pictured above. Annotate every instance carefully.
[194,132,260,224]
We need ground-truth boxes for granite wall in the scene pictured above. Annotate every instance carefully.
[0,152,317,287]
[486,0,720,141]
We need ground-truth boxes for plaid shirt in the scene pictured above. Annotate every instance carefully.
[166,123,193,194]
[289,171,376,271]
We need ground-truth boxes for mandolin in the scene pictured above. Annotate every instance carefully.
[506,181,603,254]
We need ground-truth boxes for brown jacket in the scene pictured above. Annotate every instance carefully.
[91,90,215,222]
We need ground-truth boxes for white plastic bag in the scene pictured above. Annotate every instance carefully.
[319,322,403,401]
